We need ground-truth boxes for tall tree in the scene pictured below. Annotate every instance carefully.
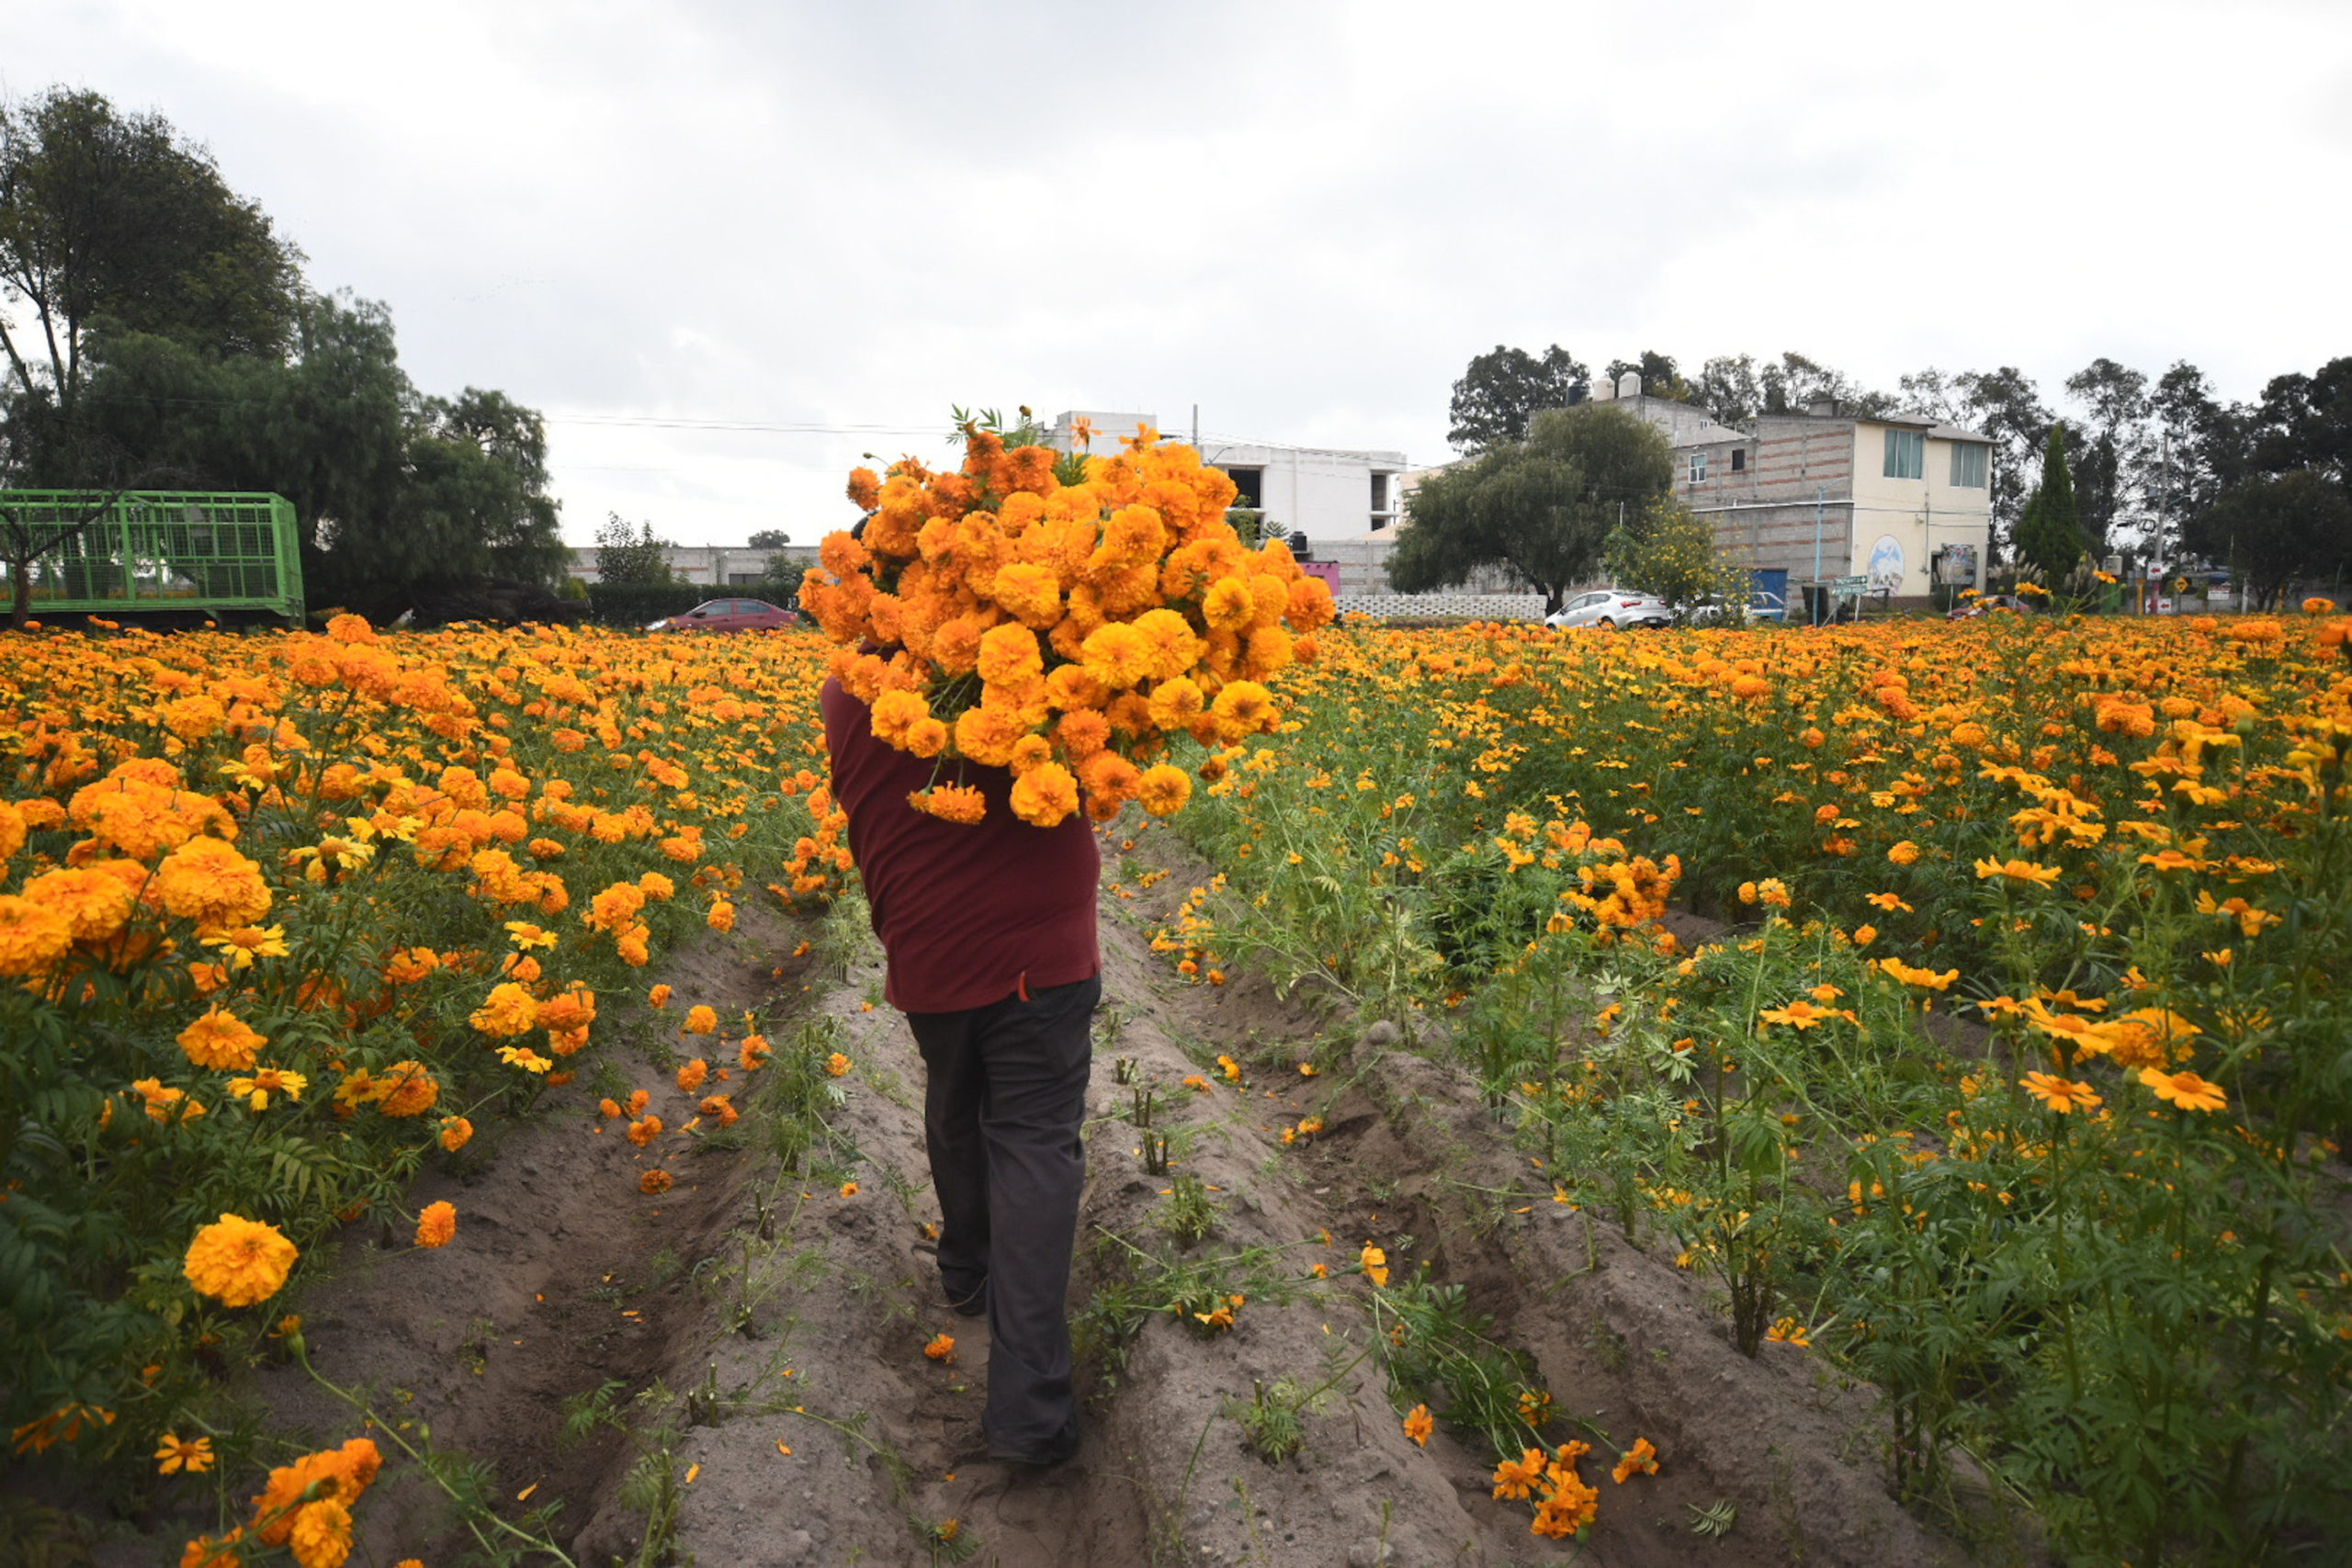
[1758,353,1898,419]
[1446,344,1589,453]
[0,87,300,475]
[595,513,675,586]
[2183,469,2352,608]
[1391,402,1673,613]
[1602,350,1692,403]
[2148,362,2252,554]
[2250,357,2352,488]
[73,291,566,616]
[2064,357,2153,553]
[1953,367,2052,555]
[1895,367,1970,425]
[2014,424,2086,582]
[1691,355,1765,425]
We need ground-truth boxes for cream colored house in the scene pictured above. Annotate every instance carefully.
[1603,384,1994,605]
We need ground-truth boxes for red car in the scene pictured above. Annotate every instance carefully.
[649,597,801,632]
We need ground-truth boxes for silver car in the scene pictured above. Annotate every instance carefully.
[1544,588,1672,630]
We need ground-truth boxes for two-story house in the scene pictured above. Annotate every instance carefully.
[1599,379,1994,607]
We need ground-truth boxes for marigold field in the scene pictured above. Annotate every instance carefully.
[2,605,2347,1565]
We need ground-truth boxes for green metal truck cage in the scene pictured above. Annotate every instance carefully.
[0,491,305,626]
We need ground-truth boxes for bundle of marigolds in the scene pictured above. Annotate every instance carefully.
[799,423,1335,826]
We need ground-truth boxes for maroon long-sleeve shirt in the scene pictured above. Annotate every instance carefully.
[820,679,1100,1013]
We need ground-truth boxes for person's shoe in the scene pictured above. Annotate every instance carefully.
[944,1278,989,1318]
[984,1415,1079,1468]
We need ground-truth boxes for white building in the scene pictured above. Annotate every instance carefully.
[1047,411,1407,546]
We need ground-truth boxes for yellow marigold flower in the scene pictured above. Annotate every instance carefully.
[2140,1066,2228,1112]
[1887,840,1921,865]
[469,981,539,1037]
[1973,856,2063,886]
[226,1067,308,1111]
[155,1433,214,1473]
[1758,999,1831,1029]
[414,1201,457,1248]
[178,1006,266,1071]
[1135,764,1193,818]
[130,1077,204,1124]
[825,1052,853,1077]
[184,1213,297,1306]
[2020,1071,2102,1113]
[1360,1244,1389,1287]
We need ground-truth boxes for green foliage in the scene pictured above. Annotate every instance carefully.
[2014,423,2086,583]
[746,527,790,550]
[1603,496,1747,613]
[0,85,302,459]
[594,512,676,587]
[584,580,710,628]
[2183,468,2352,607]
[1389,402,1674,614]
[1446,344,1589,453]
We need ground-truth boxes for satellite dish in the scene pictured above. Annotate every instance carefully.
[1615,371,1642,400]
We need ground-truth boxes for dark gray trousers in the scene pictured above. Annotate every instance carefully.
[907,975,1098,1455]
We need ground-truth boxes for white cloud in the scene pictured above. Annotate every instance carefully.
[6,0,2347,543]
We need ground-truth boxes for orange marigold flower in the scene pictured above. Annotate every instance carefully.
[2020,1072,2102,1114]
[1402,1404,1433,1447]
[1611,1437,1659,1483]
[1492,1447,1547,1500]
[375,1061,439,1118]
[647,984,673,1009]
[676,1057,709,1093]
[923,1332,956,1363]
[682,1005,718,1037]
[824,1052,853,1077]
[627,1114,663,1147]
[1360,1244,1389,1287]
[469,982,539,1037]
[1886,840,1921,865]
[2140,1066,2228,1112]
[437,1115,474,1152]
[414,1201,457,1248]
[178,1006,265,1071]
[184,1213,296,1306]
[1009,761,1080,828]
[639,1168,673,1195]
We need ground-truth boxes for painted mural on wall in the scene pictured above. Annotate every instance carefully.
[1866,534,1906,594]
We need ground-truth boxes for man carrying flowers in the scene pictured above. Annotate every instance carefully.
[812,419,1329,1467]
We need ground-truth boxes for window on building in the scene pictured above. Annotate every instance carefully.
[1689,452,1708,483]
[1731,448,1747,472]
[1370,472,1391,513]
[1949,442,1988,488]
[1883,429,1925,479]
[1225,467,1264,509]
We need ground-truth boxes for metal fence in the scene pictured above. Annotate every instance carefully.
[0,491,305,624]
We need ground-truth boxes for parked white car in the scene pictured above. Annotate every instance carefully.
[1545,589,1672,630]
[1689,591,1788,626]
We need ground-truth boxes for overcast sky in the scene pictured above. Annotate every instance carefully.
[8,0,2349,547]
